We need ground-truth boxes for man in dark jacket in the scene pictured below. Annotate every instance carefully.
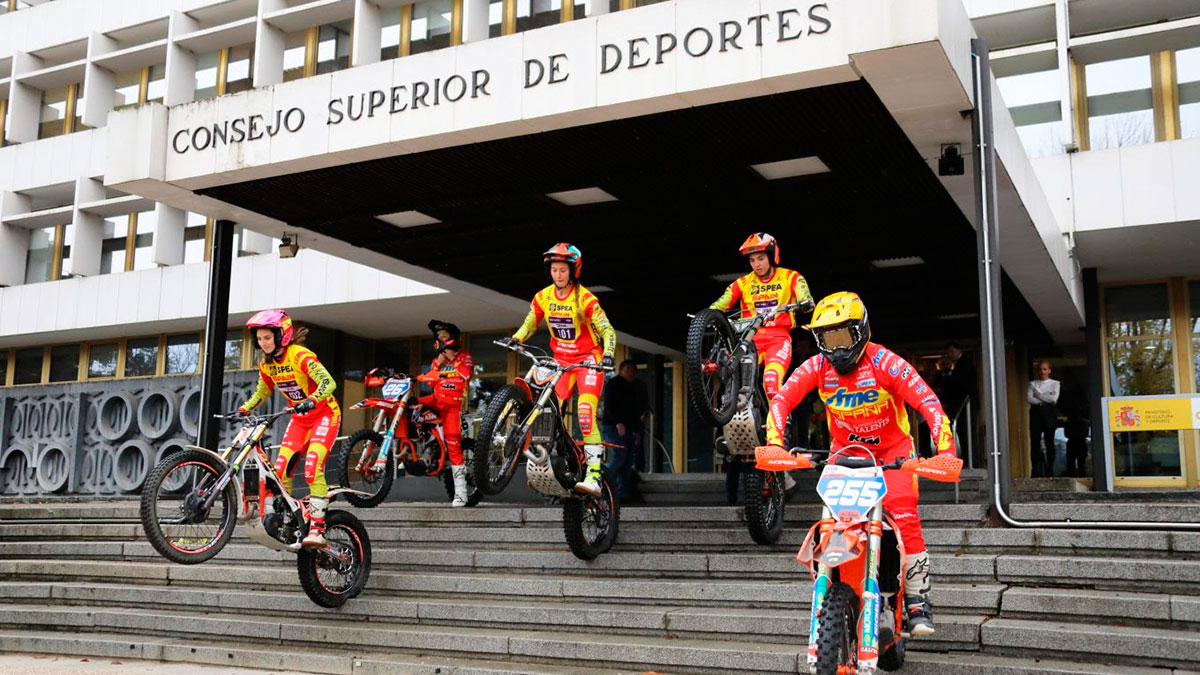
[601,360,649,501]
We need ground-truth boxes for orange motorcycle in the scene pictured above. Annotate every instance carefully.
[755,445,961,675]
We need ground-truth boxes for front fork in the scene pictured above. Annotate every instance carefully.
[805,504,885,675]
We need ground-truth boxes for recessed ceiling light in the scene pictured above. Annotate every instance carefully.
[751,156,830,180]
[589,285,614,293]
[935,312,980,321]
[710,272,743,283]
[546,187,618,206]
[870,256,926,269]
[376,210,439,228]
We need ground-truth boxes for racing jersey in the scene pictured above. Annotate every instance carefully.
[514,284,616,359]
[243,344,340,416]
[418,351,475,405]
[710,267,813,334]
[766,342,954,455]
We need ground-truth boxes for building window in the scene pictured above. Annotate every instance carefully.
[469,331,512,412]
[88,342,119,378]
[997,68,1064,158]
[282,30,308,82]
[1179,46,1200,140]
[131,210,157,270]
[515,0,580,32]
[57,224,73,280]
[25,226,55,284]
[611,0,666,10]
[225,332,245,371]
[114,69,142,111]
[488,0,502,38]
[100,214,130,274]
[382,7,404,59]
[0,350,7,385]
[165,333,200,375]
[194,51,220,101]
[146,64,167,104]
[38,85,72,139]
[124,337,159,377]
[1086,55,1154,150]
[411,0,454,55]
[13,348,43,385]
[225,46,254,95]
[48,344,79,382]
[184,212,208,264]
[316,21,352,75]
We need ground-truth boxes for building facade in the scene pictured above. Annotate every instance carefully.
[0,0,1196,495]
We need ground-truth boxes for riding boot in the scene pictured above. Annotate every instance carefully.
[905,550,934,636]
[302,497,328,549]
[575,445,604,497]
[451,464,469,507]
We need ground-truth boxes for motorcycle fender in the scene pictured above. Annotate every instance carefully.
[327,487,375,502]
[815,530,865,568]
[512,378,534,402]
[796,521,821,579]
[184,445,244,519]
[352,397,399,412]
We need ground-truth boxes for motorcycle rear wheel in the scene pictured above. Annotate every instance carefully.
[815,582,859,675]
[563,470,620,560]
[743,467,784,545]
[685,309,740,427]
[331,429,393,508]
[297,509,371,608]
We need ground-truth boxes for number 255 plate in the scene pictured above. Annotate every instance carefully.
[816,464,887,520]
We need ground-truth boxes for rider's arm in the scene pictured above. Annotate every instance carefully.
[240,366,274,412]
[878,349,956,456]
[710,281,742,312]
[512,295,544,343]
[585,300,617,357]
[792,272,815,313]
[299,353,337,404]
[451,353,475,381]
[766,356,821,447]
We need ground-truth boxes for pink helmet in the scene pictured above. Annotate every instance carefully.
[246,309,294,348]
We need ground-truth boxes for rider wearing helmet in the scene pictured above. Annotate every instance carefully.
[238,309,340,548]
[501,243,617,497]
[710,233,815,399]
[763,292,956,636]
[416,319,475,507]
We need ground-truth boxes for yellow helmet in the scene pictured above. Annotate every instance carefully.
[805,292,871,375]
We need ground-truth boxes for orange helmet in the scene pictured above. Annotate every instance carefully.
[543,242,582,281]
[739,232,779,265]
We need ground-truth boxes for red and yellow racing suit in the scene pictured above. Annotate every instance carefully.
[241,344,340,498]
[766,343,955,554]
[711,267,813,397]
[416,350,474,466]
[513,284,616,444]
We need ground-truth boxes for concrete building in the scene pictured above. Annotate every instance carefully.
[0,0,1196,496]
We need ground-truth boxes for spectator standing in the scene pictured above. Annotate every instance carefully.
[600,359,649,502]
[1026,360,1060,477]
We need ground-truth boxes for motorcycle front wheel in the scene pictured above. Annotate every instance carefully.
[563,470,620,561]
[473,384,532,496]
[815,582,860,675]
[331,429,393,508]
[297,509,372,608]
[743,467,785,545]
[139,449,237,565]
[685,309,740,427]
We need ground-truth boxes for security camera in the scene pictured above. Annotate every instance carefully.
[938,144,964,176]
[278,234,299,259]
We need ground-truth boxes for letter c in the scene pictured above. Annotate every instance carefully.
[172,129,190,154]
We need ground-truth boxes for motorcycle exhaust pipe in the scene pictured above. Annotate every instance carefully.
[524,443,549,465]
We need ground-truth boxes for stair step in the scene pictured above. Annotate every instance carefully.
[1007,502,1200,522]
[996,555,1200,593]
[982,617,1200,669]
[1001,587,1200,627]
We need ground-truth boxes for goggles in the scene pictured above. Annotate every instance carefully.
[814,324,859,351]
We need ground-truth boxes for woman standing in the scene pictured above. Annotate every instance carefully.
[1026,360,1060,477]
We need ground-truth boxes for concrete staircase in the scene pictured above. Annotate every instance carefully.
[0,498,1198,674]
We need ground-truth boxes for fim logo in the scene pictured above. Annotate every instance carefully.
[1116,405,1141,428]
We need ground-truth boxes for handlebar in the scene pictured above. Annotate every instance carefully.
[216,408,296,425]
[493,340,614,373]
[753,445,963,483]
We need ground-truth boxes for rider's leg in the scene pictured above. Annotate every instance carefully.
[301,413,339,548]
[441,402,470,506]
[274,418,314,494]
[755,332,792,399]
[882,448,935,636]
[574,359,605,497]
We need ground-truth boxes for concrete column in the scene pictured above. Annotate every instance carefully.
[1055,0,1076,152]
[0,191,32,286]
[352,0,382,66]
[165,11,200,106]
[153,203,186,267]
[69,177,105,277]
[7,51,45,143]
[461,0,491,43]
[82,32,118,128]
[586,0,609,16]
[254,0,288,87]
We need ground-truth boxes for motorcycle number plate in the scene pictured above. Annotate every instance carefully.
[382,379,411,400]
[816,465,887,519]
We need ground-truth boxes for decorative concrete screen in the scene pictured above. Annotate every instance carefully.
[0,372,281,497]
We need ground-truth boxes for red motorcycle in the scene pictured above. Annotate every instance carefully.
[331,367,480,508]
[755,445,961,675]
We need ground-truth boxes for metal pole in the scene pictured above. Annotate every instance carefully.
[972,38,1012,510]
[972,44,1200,531]
[197,219,234,451]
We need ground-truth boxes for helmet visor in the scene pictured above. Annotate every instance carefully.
[815,325,856,351]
